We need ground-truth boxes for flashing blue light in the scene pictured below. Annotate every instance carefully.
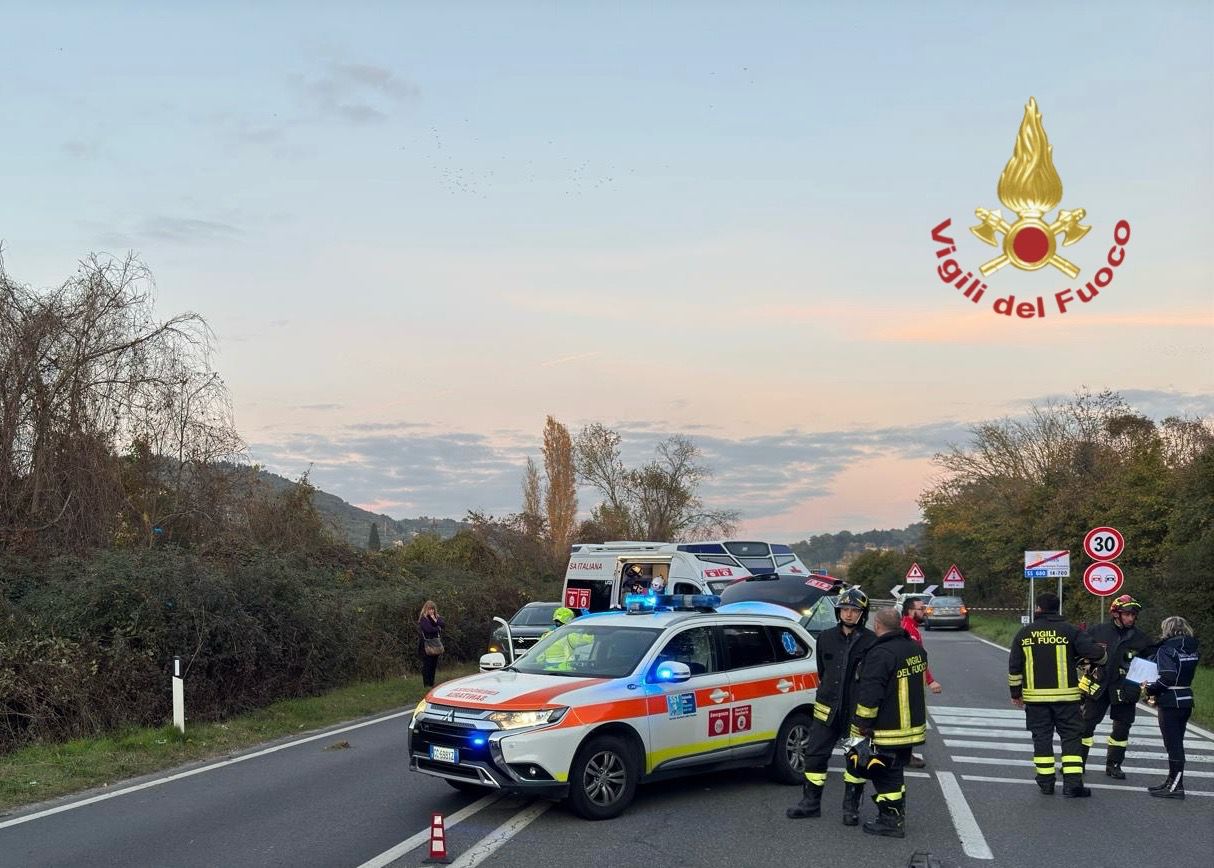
[625,593,721,614]
[625,593,656,612]
[471,735,487,747]
[655,666,676,681]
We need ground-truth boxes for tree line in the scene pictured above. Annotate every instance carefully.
[847,391,1214,652]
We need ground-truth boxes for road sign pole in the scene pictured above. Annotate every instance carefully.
[1058,575,1063,616]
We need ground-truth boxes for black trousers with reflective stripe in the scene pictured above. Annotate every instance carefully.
[870,746,912,810]
[1080,694,1137,764]
[1024,701,1085,783]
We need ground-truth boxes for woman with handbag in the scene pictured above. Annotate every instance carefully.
[417,600,446,688]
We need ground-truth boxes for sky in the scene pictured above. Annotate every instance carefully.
[3,1,1212,539]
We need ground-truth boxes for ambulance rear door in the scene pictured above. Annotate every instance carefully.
[562,555,617,612]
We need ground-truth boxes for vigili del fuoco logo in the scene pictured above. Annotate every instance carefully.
[931,97,1131,319]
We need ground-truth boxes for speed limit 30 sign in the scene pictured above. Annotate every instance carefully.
[1084,526,1125,561]
[1083,561,1124,597]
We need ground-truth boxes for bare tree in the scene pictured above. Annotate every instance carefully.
[521,456,544,539]
[542,416,578,563]
[0,252,242,555]
[574,424,738,542]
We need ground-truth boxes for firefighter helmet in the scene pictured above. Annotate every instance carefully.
[843,737,895,780]
[835,587,870,628]
[1109,594,1142,615]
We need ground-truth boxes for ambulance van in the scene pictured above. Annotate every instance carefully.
[561,540,811,612]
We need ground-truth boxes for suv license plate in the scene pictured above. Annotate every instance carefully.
[430,745,459,764]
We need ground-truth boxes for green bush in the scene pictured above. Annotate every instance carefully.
[0,542,532,754]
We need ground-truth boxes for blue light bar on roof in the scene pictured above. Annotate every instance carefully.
[625,593,721,613]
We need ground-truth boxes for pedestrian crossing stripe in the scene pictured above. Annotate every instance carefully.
[925,703,1214,797]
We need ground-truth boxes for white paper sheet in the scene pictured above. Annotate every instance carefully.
[1126,656,1158,683]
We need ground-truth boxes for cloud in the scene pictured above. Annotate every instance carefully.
[62,140,99,159]
[134,216,243,244]
[540,351,601,368]
[295,403,344,411]
[295,63,419,125]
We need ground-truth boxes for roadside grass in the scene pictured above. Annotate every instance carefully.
[0,664,477,814]
[968,613,1214,733]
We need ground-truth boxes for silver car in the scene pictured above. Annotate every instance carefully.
[925,596,969,630]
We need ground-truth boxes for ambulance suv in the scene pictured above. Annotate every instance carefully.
[561,540,812,612]
[408,595,819,820]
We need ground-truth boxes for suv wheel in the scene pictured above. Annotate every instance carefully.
[568,734,638,820]
[771,711,813,784]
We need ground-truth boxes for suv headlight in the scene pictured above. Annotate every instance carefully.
[487,707,568,730]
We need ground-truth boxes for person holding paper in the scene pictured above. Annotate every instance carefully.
[1143,616,1201,800]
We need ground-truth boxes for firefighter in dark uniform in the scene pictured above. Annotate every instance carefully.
[1079,594,1152,779]
[850,607,928,838]
[786,587,877,824]
[1009,592,1106,797]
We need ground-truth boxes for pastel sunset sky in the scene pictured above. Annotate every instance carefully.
[4,2,1211,538]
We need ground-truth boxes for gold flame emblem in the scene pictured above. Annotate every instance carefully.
[970,98,1090,277]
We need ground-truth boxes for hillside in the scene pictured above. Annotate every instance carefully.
[789,523,924,574]
[254,469,466,548]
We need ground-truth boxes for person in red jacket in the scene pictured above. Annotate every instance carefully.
[901,597,943,767]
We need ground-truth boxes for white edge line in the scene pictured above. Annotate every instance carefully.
[960,773,1214,797]
[449,800,552,868]
[0,709,417,831]
[935,770,994,860]
[966,633,1214,741]
[355,793,502,868]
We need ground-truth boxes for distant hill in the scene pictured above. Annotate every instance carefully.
[789,523,924,575]
[254,469,466,548]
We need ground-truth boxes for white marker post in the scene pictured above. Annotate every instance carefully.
[172,656,185,734]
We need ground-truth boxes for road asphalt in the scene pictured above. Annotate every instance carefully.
[3,630,1211,868]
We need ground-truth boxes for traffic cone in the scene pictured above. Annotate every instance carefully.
[423,812,451,864]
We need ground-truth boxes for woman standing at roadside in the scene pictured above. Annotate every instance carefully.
[417,601,446,689]
[1143,616,1200,799]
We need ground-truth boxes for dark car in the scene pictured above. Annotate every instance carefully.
[488,602,561,658]
[925,595,969,630]
[718,571,843,637]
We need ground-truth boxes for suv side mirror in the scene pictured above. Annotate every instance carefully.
[479,652,506,671]
[650,661,692,683]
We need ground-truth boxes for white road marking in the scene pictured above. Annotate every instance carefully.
[945,635,1214,742]
[0,709,418,831]
[935,771,994,860]
[448,800,552,868]
[354,793,502,868]
[941,739,1214,763]
[951,755,1214,777]
[960,773,1214,797]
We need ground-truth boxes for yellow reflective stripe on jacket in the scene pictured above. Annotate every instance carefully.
[1024,646,1035,692]
[1008,674,1024,686]
[855,703,878,719]
[1023,686,1081,702]
[898,675,910,731]
[872,724,927,746]
[1055,646,1068,693]
[813,702,832,722]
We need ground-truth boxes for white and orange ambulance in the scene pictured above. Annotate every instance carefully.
[561,540,813,612]
[408,595,819,819]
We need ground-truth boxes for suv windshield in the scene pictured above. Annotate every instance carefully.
[512,604,560,626]
[802,596,839,634]
[932,597,964,606]
[511,624,661,678]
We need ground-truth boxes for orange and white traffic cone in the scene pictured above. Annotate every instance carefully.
[423,812,451,864]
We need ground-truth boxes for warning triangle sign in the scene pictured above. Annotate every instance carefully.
[943,564,965,586]
[905,562,926,583]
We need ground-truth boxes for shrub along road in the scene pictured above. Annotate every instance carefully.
[1,634,1210,868]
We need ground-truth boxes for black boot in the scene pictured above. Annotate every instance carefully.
[862,802,905,838]
[1150,772,1185,800]
[786,781,823,818]
[841,783,863,826]
[1148,777,1170,793]
[1037,778,1055,795]
[1062,782,1091,798]
[1106,762,1126,780]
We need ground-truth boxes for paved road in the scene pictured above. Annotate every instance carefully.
[3,631,1212,868]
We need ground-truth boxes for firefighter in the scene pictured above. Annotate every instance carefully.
[786,587,877,825]
[1009,592,1106,797]
[851,607,928,838]
[1079,594,1152,779]
[535,607,591,671]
